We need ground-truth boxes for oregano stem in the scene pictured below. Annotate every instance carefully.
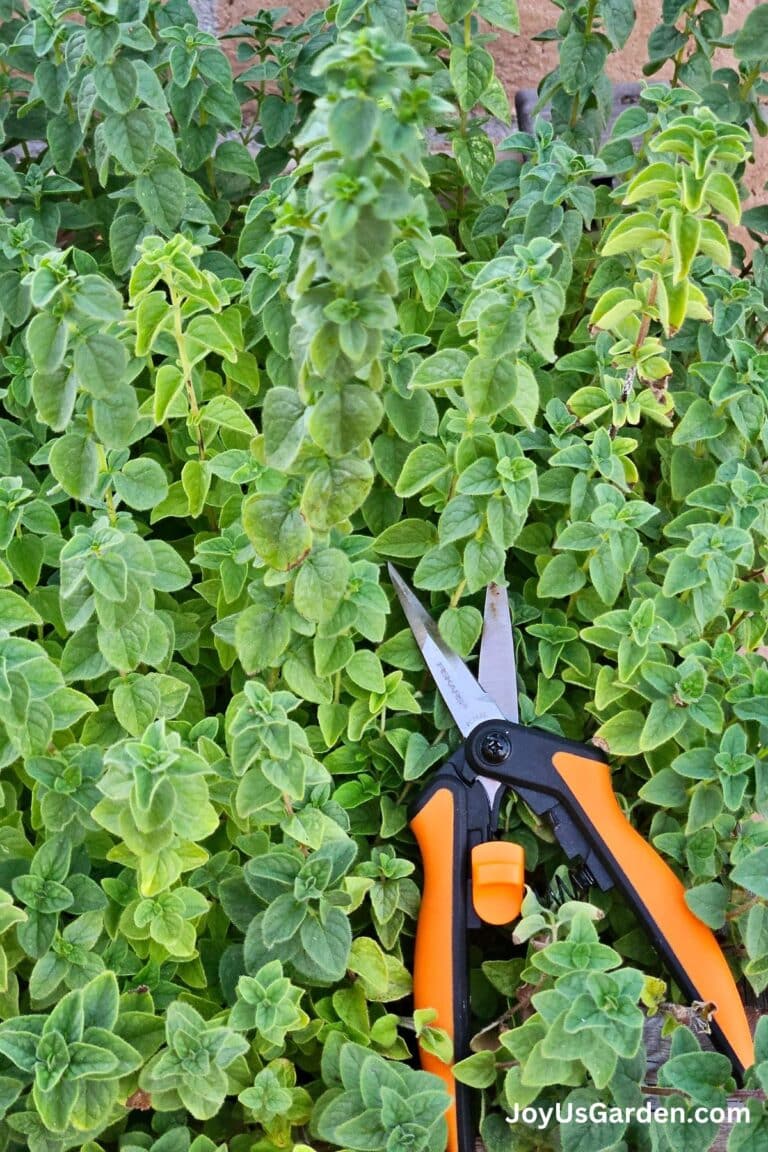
[169,282,206,459]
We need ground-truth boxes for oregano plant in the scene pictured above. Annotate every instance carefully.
[0,0,767,1149]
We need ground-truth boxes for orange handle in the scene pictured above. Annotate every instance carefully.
[553,751,754,1073]
[410,785,466,1152]
[410,771,525,1152]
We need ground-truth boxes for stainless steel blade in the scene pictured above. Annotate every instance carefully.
[479,583,519,724]
[388,563,505,738]
[477,583,518,806]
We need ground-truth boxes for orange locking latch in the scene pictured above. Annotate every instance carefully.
[470,841,525,925]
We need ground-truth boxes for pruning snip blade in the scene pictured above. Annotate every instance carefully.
[479,582,519,725]
[389,565,519,806]
[388,564,519,807]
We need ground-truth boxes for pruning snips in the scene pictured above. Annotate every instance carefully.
[388,564,754,1152]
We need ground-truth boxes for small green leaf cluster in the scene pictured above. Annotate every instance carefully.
[238,1058,313,1146]
[242,838,357,986]
[0,972,143,1137]
[532,0,637,151]
[311,1036,452,1152]
[138,1001,249,1120]
[501,912,648,1098]
[230,960,309,1052]
[93,719,219,898]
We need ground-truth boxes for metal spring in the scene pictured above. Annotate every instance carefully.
[538,863,596,910]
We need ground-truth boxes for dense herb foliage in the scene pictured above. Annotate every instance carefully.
[0,0,768,1148]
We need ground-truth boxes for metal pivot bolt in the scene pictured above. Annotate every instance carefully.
[479,731,511,764]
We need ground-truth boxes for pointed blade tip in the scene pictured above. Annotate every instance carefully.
[480,580,519,723]
[385,568,505,736]
[387,562,410,605]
